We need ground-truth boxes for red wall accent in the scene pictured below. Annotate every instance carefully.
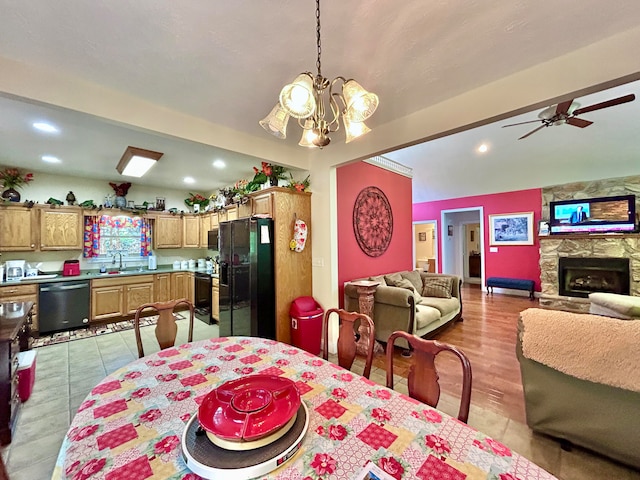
[412,188,542,290]
[337,162,413,306]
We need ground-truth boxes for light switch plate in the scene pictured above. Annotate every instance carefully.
[489,247,498,253]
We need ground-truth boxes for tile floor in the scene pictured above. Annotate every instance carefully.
[2,322,639,479]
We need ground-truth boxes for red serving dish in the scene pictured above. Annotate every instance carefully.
[198,374,300,443]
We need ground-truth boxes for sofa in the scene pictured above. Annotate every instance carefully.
[344,270,463,349]
[517,308,640,468]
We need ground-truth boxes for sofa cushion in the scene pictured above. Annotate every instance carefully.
[589,293,640,318]
[415,305,442,330]
[419,296,460,317]
[422,277,453,298]
[368,275,387,286]
[401,270,423,292]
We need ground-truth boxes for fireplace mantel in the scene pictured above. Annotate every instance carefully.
[540,233,640,241]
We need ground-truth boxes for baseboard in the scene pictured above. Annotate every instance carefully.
[485,287,539,298]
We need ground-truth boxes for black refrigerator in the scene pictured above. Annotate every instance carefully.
[219,217,276,339]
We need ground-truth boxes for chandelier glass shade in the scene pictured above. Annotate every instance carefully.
[259,0,378,148]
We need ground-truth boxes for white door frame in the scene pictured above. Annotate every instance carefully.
[441,207,485,287]
[413,220,438,272]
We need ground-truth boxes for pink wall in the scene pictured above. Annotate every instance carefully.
[337,162,413,306]
[413,188,542,290]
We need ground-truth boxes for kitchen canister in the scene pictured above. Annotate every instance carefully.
[173,261,181,270]
[188,259,196,269]
[180,260,189,269]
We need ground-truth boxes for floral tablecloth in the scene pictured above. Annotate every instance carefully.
[53,337,556,480]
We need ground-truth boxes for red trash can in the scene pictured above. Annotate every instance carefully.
[290,296,324,355]
[17,350,37,402]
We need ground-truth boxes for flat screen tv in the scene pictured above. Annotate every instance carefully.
[549,194,636,234]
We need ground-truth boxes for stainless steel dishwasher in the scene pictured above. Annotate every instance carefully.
[39,280,91,334]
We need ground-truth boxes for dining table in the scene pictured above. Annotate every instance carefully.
[53,336,557,480]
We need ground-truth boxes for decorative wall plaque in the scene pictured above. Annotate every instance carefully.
[352,186,393,257]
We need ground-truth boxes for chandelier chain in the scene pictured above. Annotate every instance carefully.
[315,0,322,77]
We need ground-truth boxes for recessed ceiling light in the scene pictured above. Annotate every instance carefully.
[41,155,61,163]
[213,160,226,169]
[184,177,195,184]
[33,122,59,133]
[477,143,489,153]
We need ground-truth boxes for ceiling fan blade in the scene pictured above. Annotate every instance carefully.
[518,124,546,140]
[572,93,635,116]
[555,99,574,115]
[502,119,543,128]
[566,117,593,128]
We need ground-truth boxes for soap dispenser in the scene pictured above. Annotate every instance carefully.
[148,252,157,270]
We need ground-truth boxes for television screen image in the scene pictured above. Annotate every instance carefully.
[549,195,636,234]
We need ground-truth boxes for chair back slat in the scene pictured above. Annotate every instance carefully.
[323,308,375,379]
[386,330,472,423]
[134,298,194,358]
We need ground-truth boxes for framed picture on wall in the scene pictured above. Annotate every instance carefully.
[489,212,534,246]
[418,232,427,242]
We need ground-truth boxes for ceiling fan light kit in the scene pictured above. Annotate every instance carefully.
[503,93,635,139]
[259,0,378,148]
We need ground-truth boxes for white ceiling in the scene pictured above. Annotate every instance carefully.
[1,1,640,197]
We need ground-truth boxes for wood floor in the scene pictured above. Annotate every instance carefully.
[371,283,534,424]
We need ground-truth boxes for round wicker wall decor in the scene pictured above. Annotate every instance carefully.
[352,186,393,257]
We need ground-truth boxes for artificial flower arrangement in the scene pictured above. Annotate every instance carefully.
[0,167,34,189]
[286,173,311,192]
[109,182,132,197]
[184,193,210,208]
[250,162,288,190]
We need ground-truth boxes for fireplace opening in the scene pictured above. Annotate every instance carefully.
[558,257,630,298]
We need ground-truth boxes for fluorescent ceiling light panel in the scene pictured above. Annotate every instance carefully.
[33,122,59,133]
[117,146,163,177]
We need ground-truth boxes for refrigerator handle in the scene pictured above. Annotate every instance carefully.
[220,261,230,286]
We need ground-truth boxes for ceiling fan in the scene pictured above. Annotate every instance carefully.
[502,93,635,139]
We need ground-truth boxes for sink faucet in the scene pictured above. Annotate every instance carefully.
[112,253,123,271]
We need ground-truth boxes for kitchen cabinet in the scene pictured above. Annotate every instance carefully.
[182,215,200,248]
[91,275,154,321]
[211,277,219,322]
[170,272,193,302]
[469,254,481,277]
[211,213,219,229]
[238,201,252,219]
[39,207,83,250]
[0,301,32,445]
[218,210,228,223]
[0,284,38,333]
[226,206,238,221]
[199,214,212,247]
[252,192,273,217]
[248,187,311,344]
[154,273,171,303]
[0,206,37,251]
[154,215,182,248]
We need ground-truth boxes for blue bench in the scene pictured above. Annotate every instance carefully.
[486,277,535,300]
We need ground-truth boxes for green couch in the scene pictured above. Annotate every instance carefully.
[517,314,640,469]
[344,270,463,349]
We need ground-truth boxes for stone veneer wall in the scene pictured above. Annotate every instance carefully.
[540,175,640,312]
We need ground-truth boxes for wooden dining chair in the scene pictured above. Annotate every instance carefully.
[134,298,195,358]
[386,330,472,423]
[323,308,375,379]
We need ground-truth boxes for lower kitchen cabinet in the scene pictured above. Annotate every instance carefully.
[170,272,194,302]
[154,273,172,303]
[211,277,219,322]
[91,275,155,321]
[0,284,39,333]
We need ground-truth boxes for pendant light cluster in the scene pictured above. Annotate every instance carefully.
[259,0,379,148]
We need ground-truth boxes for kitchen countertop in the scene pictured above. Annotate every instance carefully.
[1,266,219,285]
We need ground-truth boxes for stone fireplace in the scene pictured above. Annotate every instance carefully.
[558,257,630,298]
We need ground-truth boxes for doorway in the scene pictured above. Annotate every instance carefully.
[413,221,437,272]
[441,208,484,286]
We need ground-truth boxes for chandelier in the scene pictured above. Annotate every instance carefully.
[259,0,379,148]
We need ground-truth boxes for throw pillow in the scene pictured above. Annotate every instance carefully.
[384,272,404,286]
[369,275,387,286]
[401,270,423,292]
[422,277,453,299]
[395,278,422,305]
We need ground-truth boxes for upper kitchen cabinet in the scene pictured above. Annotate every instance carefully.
[182,215,200,248]
[39,207,83,250]
[154,215,182,249]
[199,214,211,247]
[0,205,37,251]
